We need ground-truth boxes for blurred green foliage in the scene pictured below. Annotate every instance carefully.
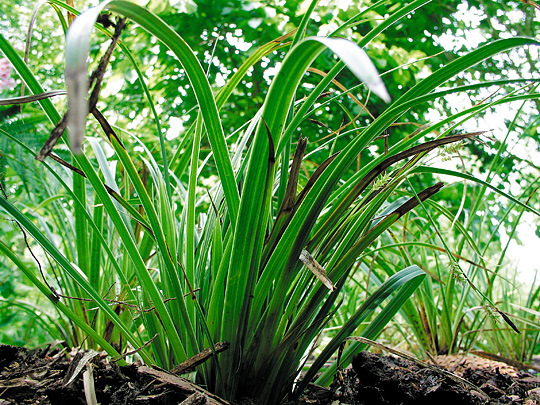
[2,0,539,180]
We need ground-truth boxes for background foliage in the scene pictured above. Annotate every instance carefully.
[1,0,539,402]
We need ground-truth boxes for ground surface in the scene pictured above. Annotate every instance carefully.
[0,344,539,404]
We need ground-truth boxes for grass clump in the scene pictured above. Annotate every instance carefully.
[1,1,539,403]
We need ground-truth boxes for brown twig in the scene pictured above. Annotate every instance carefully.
[169,342,230,375]
[138,366,230,404]
[112,334,159,362]
[142,297,177,313]
[36,17,126,161]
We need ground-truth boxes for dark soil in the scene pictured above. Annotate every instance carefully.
[347,351,540,404]
[1,344,539,404]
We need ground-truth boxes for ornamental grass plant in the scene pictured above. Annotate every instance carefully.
[1,0,539,403]
[358,100,540,363]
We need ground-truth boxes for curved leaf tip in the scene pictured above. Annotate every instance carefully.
[65,3,109,154]
[308,36,390,103]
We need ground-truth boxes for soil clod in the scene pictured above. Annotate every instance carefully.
[1,344,539,404]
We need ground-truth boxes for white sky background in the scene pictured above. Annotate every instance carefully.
[314,0,540,288]
[311,0,540,289]
[426,3,540,287]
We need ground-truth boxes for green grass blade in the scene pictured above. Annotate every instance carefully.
[64,0,240,224]
[413,166,540,217]
[0,196,152,362]
[299,265,426,393]
[0,240,125,361]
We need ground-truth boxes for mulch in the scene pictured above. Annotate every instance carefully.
[1,344,539,404]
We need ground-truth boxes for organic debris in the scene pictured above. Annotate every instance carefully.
[347,351,540,405]
[0,344,222,404]
[1,344,539,404]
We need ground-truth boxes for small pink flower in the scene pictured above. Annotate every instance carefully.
[0,58,12,76]
[0,58,16,90]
